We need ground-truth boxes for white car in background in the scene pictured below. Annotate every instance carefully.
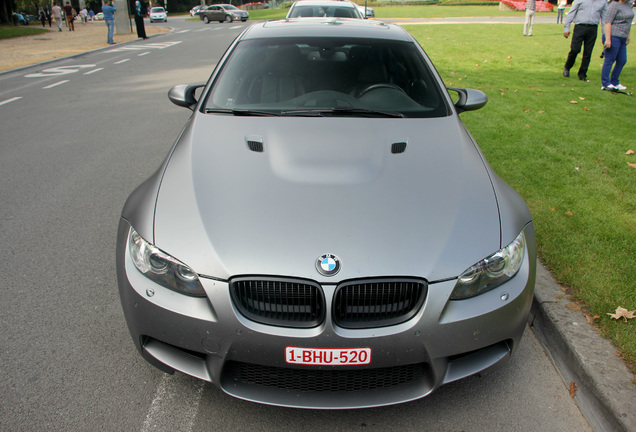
[149,7,167,23]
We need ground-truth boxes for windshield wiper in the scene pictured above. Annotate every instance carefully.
[205,108,281,116]
[281,108,405,118]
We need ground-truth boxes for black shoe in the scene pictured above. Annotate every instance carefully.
[600,52,604,59]
[579,76,589,82]
[563,68,570,78]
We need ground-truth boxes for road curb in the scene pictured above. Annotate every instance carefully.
[530,262,636,432]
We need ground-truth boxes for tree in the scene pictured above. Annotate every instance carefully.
[1,0,15,24]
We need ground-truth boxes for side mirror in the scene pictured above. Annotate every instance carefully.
[448,88,488,114]
[168,84,205,110]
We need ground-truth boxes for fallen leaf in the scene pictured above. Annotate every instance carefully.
[538,110,544,113]
[575,167,580,171]
[578,97,585,100]
[569,381,578,398]
[525,109,531,113]
[565,211,574,216]
[607,306,636,321]
[551,208,556,211]
[570,100,578,104]
[626,149,635,155]
[629,162,636,169]
[584,107,591,111]
[525,124,530,129]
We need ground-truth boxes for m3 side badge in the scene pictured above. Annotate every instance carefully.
[316,254,341,277]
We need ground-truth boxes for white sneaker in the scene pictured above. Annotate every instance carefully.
[603,84,616,90]
[615,83,627,91]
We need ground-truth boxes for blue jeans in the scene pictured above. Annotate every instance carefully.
[602,35,628,87]
[557,8,564,23]
[106,19,115,44]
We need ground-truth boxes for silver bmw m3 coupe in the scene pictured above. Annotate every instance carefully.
[116,18,536,409]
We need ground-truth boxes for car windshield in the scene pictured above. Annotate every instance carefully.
[204,38,450,118]
[288,5,360,18]
[151,8,164,12]
[222,4,238,9]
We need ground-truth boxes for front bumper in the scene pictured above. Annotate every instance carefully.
[116,218,536,409]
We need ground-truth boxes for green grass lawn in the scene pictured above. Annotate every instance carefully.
[0,24,48,39]
[406,23,635,372]
[248,4,552,20]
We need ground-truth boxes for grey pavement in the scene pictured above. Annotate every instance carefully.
[6,16,636,432]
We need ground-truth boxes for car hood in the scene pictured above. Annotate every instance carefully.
[153,115,501,282]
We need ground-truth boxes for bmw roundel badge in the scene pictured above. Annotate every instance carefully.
[316,254,341,277]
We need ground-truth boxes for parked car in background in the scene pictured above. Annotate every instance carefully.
[286,0,363,18]
[356,4,374,18]
[117,17,537,409]
[199,4,248,23]
[22,13,37,23]
[189,5,205,16]
[149,6,167,23]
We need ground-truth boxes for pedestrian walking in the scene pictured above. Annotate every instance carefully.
[134,0,148,39]
[63,1,75,31]
[524,0,537,36]
[558,0,567,23]
[39,9,46,27]
[45,7,52,27]
[80,7,87,24]
[52,2,63,31]
[89,8,95,22]
[103,0,117,44]
[562,0,607,81]
[601,0,633,90]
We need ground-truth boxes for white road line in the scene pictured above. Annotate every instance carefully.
[176,29,191,34]
[230,25,243,29]
[138,52,150,56]
[114,59,130,64]
[0,97,22,106]
[195,28,210,32]
[141,374,204,432]
[43,80,69,89]
[84,68,104,75]
[106,41,182,53]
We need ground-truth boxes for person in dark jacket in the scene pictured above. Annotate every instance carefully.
[134,0,148,39]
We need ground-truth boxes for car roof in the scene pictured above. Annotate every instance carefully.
[241,18,411,41]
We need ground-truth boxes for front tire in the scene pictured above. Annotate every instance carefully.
[224,14,233,23]
[203,16,209,23]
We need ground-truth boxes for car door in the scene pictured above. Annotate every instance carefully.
[210,6,223,21]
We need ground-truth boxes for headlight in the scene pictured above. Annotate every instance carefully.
[128,228,206,297]
[450,231,526,300]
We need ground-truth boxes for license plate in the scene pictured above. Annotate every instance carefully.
[285,347,372,366]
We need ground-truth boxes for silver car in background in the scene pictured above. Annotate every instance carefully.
[199,3,249,23]
[117,18,536,409]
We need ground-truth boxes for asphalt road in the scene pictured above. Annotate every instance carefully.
[0,16,592,431]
